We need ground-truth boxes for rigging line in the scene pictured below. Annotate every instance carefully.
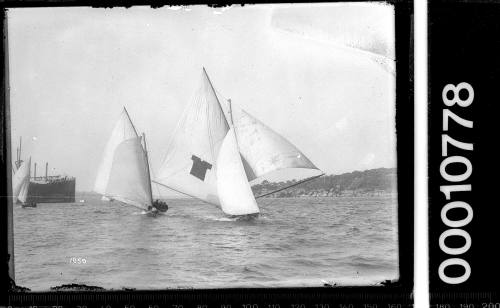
[140,133,165,198]
[203,67,229,127]
[214,88,243,146]
[206,93,216,168]
[214,88,228,102]
[146,150,162,198]
[203,69,230,169]
[204,79,214,163]
[112,196,148,211]
[254,173,325,199]
[142,133,156,202]
[152,180,220,208]
[256,187,281,207]
[123,106,139,137]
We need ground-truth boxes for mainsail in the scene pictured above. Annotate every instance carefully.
[155,68,321,216]
[155,68,229,206]
[94,108,153,210]
[12,157,31,202]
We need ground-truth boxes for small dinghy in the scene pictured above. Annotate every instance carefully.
[21,202,37,208]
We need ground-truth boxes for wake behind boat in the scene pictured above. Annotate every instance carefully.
[154,68,323,218]
[93,107,167,216]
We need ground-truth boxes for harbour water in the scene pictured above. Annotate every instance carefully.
[14,195,399,290]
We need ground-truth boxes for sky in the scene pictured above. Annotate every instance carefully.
[7,3,396,193]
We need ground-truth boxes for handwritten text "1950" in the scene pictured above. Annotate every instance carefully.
[69,257,87,264]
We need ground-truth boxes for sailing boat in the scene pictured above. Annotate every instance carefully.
[94,107,167,215]
[154,68,323,217]
[13,157,35,207]
[18,173,33,207]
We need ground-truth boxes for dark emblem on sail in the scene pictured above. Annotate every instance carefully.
[190,155,212,181]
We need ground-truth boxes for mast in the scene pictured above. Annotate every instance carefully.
[227,98,243,150]
[34,162,37,178]
[45,162,48,180]
[203,67,229,126]
[15,136,23,169]
[123,107,139,137]
[142,133,154,202]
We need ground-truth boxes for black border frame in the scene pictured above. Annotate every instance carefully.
[428,1,500,303]
[0,1,414,306]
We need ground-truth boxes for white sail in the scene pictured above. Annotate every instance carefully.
[94,108,139,195]
[94,108,152,210]
[18,180,29,204]
[217,128,259,216]
[222,101,320,181]
[12,157,31,201]
[155,68,229,205]
[105,137,152,210]
[156,68,322,216]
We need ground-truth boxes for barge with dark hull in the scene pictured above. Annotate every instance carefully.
[15,137,76,204]
[27,174,76,203]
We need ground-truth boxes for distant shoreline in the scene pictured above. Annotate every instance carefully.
[258,192,398,199]
[77,167,398,200]
[76,192,397,201]
[251,167,397,198]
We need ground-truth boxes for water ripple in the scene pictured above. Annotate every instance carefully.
[13,195,399,290]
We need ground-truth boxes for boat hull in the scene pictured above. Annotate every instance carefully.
[21,203,37,208]
[228,213,260,220]
[27,178,76,203]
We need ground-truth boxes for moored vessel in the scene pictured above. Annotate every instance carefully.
[14,137,76,204]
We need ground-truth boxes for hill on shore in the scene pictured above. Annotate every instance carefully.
[251,167,397,198]
[78,168,397,199]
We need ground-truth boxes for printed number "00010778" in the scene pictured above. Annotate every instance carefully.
[439,82,474,285]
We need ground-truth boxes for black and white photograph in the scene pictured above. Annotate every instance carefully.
[6,3,401,292]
